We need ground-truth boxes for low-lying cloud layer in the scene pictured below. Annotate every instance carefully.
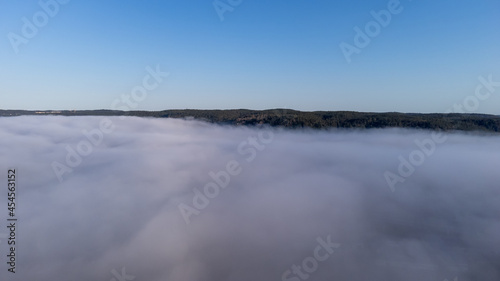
[0,116,499,281]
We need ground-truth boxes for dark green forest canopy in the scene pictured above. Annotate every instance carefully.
[2,109,500,133]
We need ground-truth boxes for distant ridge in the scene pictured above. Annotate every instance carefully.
[1,109,500,133]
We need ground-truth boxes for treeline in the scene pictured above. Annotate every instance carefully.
[1,109,500,132]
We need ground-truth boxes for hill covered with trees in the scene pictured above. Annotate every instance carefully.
[1,109,500,132]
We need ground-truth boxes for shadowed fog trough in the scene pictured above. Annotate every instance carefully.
[0,116,499,281]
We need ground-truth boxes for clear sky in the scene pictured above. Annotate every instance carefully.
[1,0,499,113]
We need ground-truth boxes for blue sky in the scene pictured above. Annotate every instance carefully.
[1,0,499,113]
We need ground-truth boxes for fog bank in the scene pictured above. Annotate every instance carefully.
[0,116,499,281]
